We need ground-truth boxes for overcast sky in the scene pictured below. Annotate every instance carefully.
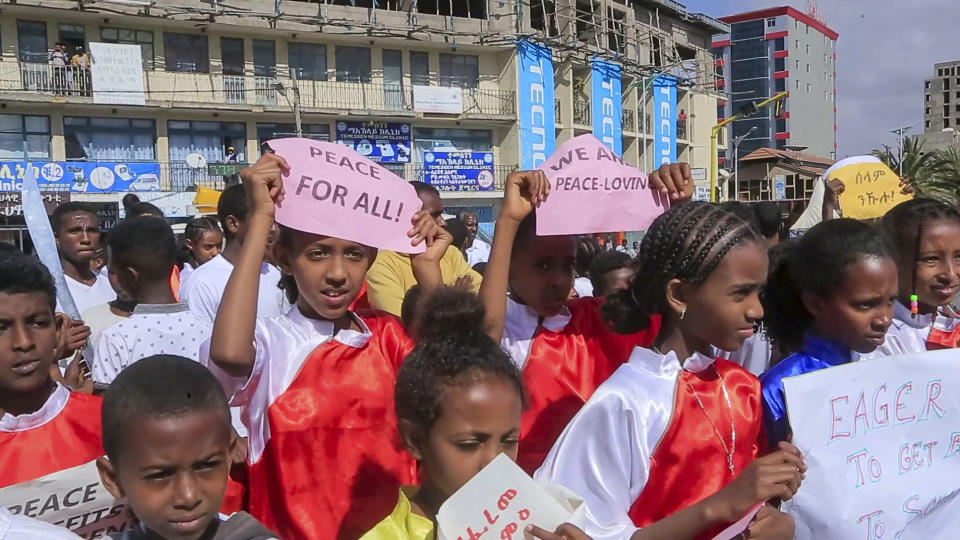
[682,0,960,157]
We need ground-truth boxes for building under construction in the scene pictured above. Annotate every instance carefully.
[0,0,727,227]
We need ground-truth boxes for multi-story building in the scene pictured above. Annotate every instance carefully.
[0,0,726,241]
[712,6,838,172]
[920,61,960,152]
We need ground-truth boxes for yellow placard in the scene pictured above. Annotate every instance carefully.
[832,159,912,220]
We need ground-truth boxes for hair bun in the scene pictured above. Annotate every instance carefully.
[415,287,487,343]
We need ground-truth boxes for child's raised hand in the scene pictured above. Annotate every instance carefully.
[239,153,289,219]
[524,523,592,540]
[408,210,453,261]
[500,170,550,223]
[745,504,795,540]
[649,163,694,202]
[709,441,805,523]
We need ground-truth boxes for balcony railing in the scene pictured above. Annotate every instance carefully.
[0,61,515,117]
[155,161,515,192]
[622,109,635,132]
[677,120,688,140]
[573,97,590,125]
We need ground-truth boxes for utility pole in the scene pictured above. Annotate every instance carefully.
[290,70,302,138]
[732,126,757,201]
[711,91,787,202]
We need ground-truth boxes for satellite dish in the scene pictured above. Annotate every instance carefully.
[186,153,207,169]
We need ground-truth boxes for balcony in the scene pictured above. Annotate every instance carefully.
[0,61,516,118]
[677,120,688,140]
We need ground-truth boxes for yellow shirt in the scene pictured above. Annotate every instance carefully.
[366,246,482,317]
[360,487,434,540]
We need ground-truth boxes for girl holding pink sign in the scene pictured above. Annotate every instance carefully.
[204,152,452,540]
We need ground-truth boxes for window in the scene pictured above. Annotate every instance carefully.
[58,24,85,57]
[775,78,786,92]
[731,38,767,61]
[776,118,787,132]
[766,18,776,27]
[926,107,931,115]
[926,81,931,89]
[220,38,244,76]
[0,114,50,160]
[335,46,371,83]
[163,33,209,72]
[17,20,47,63]
[167,120,246,163]
[101,28,155,69]
[806,24,810,34]
[946,119,951,129]
[774,58,785,72]
[413,128,491,160]
[731,20,764,41]
[288,43,327,81]
[926,94,931,102]
[956,91,960,99]
[795,20,800,30]
[805,63,810,74]
[439,54,479,88]
[410,51,430,86]
[946,92,952,102]
[806,83,811,93]
[946,79,952,91]
[774,37,785,51]
[257,123,329,145]
[794,39,799,50]
[795,59,800,69]
[253,40,276,77]
[64,117,156,161]
[824,90,828,101]
[796,79,800,90]
[729,58,767,79]
[805,44,810,54]
[926,120,931,129]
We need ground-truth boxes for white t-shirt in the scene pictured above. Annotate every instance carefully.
[92,303,212,385]
[81,303,129,364]
[179,254,285,323]
[465,238,491,268]
[0,507,81,539]
[56,274,116,317]
[573,276,594,298]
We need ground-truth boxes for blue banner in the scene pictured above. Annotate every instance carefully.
[653,74,678,167]
[0,161,161,192]
[423,151,496,192]
[591,58,622,156]
[517,40,555,169]
[335,121,411,163]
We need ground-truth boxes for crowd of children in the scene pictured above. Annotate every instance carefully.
[1,145,958,540]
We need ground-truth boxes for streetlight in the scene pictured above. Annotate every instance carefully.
[731,126,757,201]
[890,123,920,177]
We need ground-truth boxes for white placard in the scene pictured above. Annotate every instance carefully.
[0,460,137,537]
[436,454,583,540]
[782,350,960,540]
[89,42,145,106]
[413,85,463,114]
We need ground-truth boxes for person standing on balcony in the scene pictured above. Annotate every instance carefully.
[70,46,91,97]
[366,182,482,317]
[459,210,491,267]
[49,42,69,96]
[678,108,688,139]
[225,146,238,163]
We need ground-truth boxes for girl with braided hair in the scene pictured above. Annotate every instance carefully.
[872,198,960,352]
[760,218,897,448]
[537,202,803,540]
[480,165,692,475]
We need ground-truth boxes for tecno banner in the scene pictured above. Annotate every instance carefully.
[653,74,678,166]
[517,40,556,169]
[591,59,622,156]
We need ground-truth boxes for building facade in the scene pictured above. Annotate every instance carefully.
[920,60,960,152]
[712,6,837,167]
[0,0,726,236]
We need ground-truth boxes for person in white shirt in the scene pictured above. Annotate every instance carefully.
[93,217,211,385]
[52,202,117,315]
[181,184,284,323]
[0,507,81,539]
[460,211,491,267]
[81,268,136,365]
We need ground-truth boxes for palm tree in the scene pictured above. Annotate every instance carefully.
[871,137,959,204]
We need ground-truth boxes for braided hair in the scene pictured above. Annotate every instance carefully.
[395,287,525,433]
[576,235,601,277]
[177,216,222,269]
[603,202,762,334]
[764,218,893,352]
[880,198,960,313]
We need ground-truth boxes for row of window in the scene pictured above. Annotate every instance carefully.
[11,20,481,87]
[0,114,493,164]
